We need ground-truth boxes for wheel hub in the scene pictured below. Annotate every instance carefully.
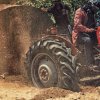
[39,65,49,82]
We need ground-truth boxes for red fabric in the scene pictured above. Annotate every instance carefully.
[96,26,100,45]
[72,8,93,45]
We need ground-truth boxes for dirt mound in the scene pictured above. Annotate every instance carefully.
[33,87,72,100]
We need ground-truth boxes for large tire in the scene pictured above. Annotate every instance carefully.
[26,38,79,91]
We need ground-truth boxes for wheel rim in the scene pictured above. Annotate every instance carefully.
[31,53,58,87]
[38,64,50,83]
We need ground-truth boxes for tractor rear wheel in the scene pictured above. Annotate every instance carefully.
[26,38,79,91]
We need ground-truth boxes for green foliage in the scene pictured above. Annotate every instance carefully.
[16,0,88,24]
[16,0,87,8]
[16,0,33,6]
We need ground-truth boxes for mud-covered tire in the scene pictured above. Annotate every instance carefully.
[26,38,79,91]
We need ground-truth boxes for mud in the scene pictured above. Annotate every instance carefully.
[0,4,52,75]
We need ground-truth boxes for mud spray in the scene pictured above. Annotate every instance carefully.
[0,5,52,75]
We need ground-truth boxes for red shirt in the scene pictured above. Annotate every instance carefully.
[72,8,93,45]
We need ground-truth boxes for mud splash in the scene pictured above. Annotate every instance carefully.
[0,4,52,75]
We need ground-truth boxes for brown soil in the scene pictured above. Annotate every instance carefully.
[0,75,99,100]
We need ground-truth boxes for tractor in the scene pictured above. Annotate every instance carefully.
[25,9,100,92]
[25,27,80,91]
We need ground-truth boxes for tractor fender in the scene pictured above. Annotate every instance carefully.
[40,35,77,56]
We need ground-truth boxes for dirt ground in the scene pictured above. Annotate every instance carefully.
[0,75,99,100]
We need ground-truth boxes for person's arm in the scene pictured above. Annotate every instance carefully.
[41,6,53,13]
[74,9,95,33]
[41,7,48,12]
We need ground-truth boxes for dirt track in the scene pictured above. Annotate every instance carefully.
[0,75,99,100]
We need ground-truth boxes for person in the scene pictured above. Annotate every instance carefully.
[41,0,71,36]
[90,0,100,9]
[72,1,99,66]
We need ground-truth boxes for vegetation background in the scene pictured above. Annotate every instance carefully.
[0,0,88,24]
[15,0,88,24]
